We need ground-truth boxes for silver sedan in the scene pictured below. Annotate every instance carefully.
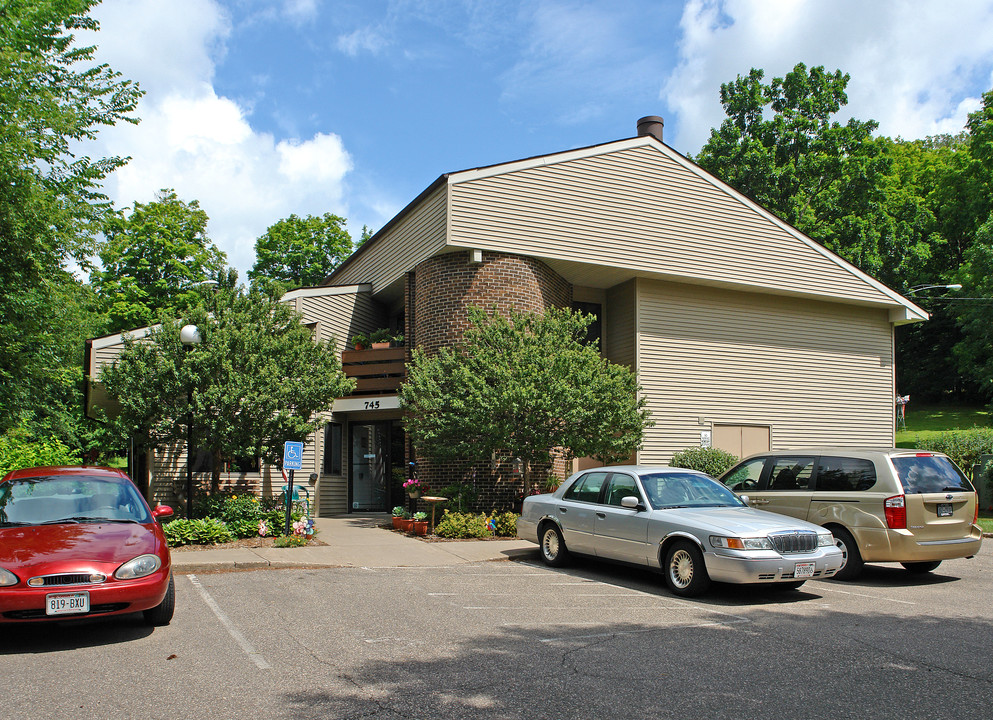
[518,466,844,596]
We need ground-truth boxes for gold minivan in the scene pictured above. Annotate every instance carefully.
[718,449,983,580]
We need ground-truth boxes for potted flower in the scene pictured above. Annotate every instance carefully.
[398,508,413,532]
[403,477,423,499]
[392,333,404,347]
[412,511,428,536]
[370,328,392,349]
[391,505,405,530]
[350,332,369,351]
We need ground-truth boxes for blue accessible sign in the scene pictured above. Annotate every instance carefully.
[283,441,303,470]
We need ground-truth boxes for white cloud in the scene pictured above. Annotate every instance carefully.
[83,0,353,278]
[282,0,319,23]
[336,26,390,57]
[663,0,993,153]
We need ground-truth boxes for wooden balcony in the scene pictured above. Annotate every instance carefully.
[341,347,406,395]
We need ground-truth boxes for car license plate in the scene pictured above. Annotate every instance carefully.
[46,591,89,616]
[794,562,815,578]
[937,503,953,517]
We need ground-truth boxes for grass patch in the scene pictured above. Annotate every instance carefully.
[979,512,993,535]
[895,404,990,448]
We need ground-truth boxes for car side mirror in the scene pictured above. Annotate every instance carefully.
[739,495,750,505]
[152,505,174,520]
[621,496,641,510]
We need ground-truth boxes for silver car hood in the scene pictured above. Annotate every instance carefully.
[652,506,820,536]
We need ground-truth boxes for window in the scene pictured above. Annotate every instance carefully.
[324,422,343,476]
[768,457,815,491]
[572,301,602,349]
[892,456,973,494]
[722,458,766,492]
[563,471,608,502]
[815,457,877,492]
[604,473,641,506]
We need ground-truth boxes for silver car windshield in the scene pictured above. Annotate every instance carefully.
[0,475,151,526]
[640,472,745,510]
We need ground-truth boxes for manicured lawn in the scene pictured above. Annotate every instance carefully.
[895,403,991,448]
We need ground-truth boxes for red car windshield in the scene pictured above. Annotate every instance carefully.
[0,475,152,526]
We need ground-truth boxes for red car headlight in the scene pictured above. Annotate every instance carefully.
[0,567,19,587]
[114,554,162,580]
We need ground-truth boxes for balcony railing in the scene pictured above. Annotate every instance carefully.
[341,347,406,395]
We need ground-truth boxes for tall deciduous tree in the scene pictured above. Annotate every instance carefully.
[400,306,653,492]
[248,213,353,289]
[694,63,898,284]
[91,189,227,333]
[100,282,355,495]
[0,0,140,433]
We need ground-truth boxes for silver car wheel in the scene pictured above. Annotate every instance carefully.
[539,524,570,567]
[669,548,694,589]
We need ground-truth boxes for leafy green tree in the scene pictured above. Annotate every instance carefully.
[694,63,899,283]
[952,216,993,396]
[400,306,653,493]
[358,224,375,246]
[91,190,227,333]
[100,282,355,495]
[0,0,141,433]
[248,213,353,288]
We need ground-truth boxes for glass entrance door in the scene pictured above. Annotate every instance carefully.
[350,423,388,511]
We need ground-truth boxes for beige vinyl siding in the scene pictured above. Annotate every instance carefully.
[636,279,895,465]
[333,185,448,290]
[298,290,384,349]
[317,415,348,516]
[605,280,635,369]
[449,143,893,306]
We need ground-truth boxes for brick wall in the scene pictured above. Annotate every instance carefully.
[406,250,573,510]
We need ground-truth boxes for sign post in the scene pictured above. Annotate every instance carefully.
[283,441,303,535]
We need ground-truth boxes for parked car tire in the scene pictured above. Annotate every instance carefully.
[901,560,941,573]
[143,573,175,626]
[831,527,864,581]
[663,540,711,597]
[539,523,570,567]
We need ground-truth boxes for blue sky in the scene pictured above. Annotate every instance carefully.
[83,0,993,277]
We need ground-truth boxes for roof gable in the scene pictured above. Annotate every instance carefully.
[446,137,924,320]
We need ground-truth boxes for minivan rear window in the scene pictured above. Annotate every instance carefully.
[891,456,974,494]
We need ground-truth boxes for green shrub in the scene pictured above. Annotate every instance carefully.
[669,447,739,478]
[273,535,308,548]
[163,518,233,547]
[191,492,300,538]
[437,483,477,512]
[914,429,993,475]
[490,511,519,537]
[0,426,77,478]
[434,511,490,538]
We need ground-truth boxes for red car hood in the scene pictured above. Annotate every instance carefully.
[0,522,163,575]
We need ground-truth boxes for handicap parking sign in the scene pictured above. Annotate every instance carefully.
[283,441,303,470]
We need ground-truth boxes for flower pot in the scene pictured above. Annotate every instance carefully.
[354,343,365,351]
[392,516,403,529]
[413,520,428,536]
[407,489,421,499]
[371,342,390,349]
[399,518,413,532]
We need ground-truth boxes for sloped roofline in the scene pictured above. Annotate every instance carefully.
[327,134,927,322]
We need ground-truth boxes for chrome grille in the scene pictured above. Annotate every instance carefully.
[29,573,106,587]
[768,531,817,554]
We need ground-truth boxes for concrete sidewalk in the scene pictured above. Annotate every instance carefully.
[169,514,538,573]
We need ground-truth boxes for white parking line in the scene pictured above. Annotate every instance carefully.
[813,585,916,605]
[187,574,271,670]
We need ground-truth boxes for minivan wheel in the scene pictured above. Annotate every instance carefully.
[901,561,941,574]
[539,523,570,567]
[831,527,864,581]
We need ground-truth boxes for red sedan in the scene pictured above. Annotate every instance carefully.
[0,466,174,625]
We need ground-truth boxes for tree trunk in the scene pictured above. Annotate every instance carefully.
[211,448,223,494]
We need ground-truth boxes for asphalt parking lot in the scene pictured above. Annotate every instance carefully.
[2,548,991,719]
